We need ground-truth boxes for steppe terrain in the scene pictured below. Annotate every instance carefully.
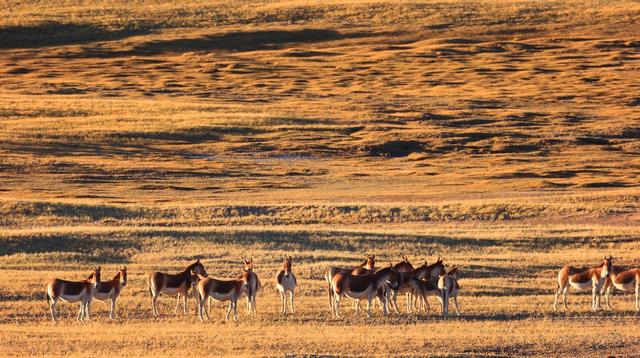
[1,0,639,356]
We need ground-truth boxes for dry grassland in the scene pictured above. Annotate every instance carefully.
[1,0,640,356]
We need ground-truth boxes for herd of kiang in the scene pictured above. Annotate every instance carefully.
[45,255,639,323]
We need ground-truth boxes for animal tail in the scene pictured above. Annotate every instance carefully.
[326,273,333,311]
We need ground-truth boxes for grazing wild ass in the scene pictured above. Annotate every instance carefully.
[93,266,128,320]
[276,256,297,314]
[242,258,261,314]
[553,256,613,311]
[438,266,461,316]
[47,266,101,323]
[330,265,400,318]
[604,265,640,311]
[196,271,251,321]
[148,259,206,316]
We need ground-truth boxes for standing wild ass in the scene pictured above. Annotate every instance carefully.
[196,271,250,321]
[242,258,260,314]
[276,256,297,314]
[553,256,612,311]
[148,259,206,316]
[604,265,640,311]
[93,266,128,320]
[47,266,101,323]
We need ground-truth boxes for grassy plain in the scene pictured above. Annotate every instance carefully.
[1,0,640,356]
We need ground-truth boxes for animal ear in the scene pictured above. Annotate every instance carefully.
[97,266,101,271]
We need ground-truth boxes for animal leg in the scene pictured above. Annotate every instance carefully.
[453,296,461,316]
[49,297,58,323]
[151,294,159,316]
[562,286,569,310]
[110,298,116,320]
[85,299,92,321]
[280,292,286,314]
[225,302,232,321]
[174,294,181,315]
[233,301,239,321]
[77,301,85,322]
[289,291,295,314]
[183,293,188,315]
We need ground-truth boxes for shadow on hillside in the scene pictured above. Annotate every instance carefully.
[0,234,138,263]
[132,29,387,55]
[0,22,149,49]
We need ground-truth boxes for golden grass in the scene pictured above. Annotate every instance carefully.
[1,0,640,356]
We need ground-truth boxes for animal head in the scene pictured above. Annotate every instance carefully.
[365,254,376,269]
[447,266,459,278]
[89,266,101,285]
[190,259,207,277]
[601,256,613,278]
[431,257,446,277]
[283,256,292,276]
[243,258,254,271]
[393,257,414,272]
[119,266,128,287]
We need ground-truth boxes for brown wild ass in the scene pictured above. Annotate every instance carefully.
[553,256,613,311]
[148,259,206,316]
[409,276,443,315]
[93,266,128,320]
[331,265,400,318]
[325,254,376,314]
[390,256,446,313]
[196,271,251,321]
[242,258,260,314]
[46,266,101,323]
[604,265,640,311]
[275,256,297,314]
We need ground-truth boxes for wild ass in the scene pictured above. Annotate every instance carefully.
[46,266,101,323]
[330,265,399,318]
[93,266,128,320]
[148,259,206,316]
[275,256,297,314]
[553,256,613,311]
[438,266,461,316]
[388,256,447,313]
[409,276,443,315]
[391,256,415,313]
[242,258,260,314]
[324,254,376,314]
[196,271,250,321]
[604,265,640,311]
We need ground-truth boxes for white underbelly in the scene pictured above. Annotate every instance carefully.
[569,280,593,291]
[161,287,184,296]
[93,292,112,301]
[613,281,636,292]
[344,288,370,299]
[209,292,233,302]
[277,281,295,293]
[59,294,85,303]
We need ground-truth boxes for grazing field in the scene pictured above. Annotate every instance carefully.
[1,0,640,356]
